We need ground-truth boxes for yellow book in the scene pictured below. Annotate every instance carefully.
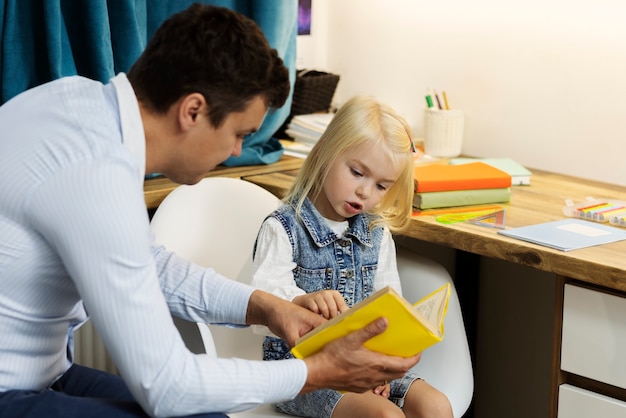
[291,284,451,359]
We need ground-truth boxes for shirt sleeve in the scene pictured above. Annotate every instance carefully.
[151,240,253,326]
[374,228,403,294]
[251,217,306,302]
[26,160,306,417]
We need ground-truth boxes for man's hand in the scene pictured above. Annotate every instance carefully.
[246,290,421,394]
[293,290,349,319]
[301,317,421,394]
[246,290,325,346]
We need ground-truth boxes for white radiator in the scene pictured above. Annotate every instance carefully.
[73,320,118,374]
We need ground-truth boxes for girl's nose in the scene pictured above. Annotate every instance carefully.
[355,183,371,199]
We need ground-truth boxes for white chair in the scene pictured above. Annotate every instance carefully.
[396,245,474,418]
[150,177,284,417]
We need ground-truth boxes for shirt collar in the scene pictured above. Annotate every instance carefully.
[110,73,146,181]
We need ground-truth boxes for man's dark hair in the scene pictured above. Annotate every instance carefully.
[127,3,290,128]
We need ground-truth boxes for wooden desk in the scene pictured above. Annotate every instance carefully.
[242,167,626,418]
[143,155,304,210]
[243,168,626,290]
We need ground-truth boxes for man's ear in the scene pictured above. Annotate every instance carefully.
[178,92,208,131]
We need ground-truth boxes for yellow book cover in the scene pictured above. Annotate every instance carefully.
[291,283,451,359]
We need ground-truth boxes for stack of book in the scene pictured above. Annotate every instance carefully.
[282,113,334,158]
[413,162,513,210]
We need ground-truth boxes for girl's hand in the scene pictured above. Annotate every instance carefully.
[293,290,349,319]
[372,382,391,398]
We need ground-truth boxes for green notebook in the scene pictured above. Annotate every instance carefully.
[413,187,511,209]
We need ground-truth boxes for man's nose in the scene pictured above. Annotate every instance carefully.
[231,139,243,157]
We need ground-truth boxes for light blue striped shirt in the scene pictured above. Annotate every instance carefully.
[0,74,306,417]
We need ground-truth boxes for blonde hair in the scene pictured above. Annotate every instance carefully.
[285,95,415,233]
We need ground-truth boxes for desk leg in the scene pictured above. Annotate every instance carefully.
[549,275,566,417]
[473,257,557,418]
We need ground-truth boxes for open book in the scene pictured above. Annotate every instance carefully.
[291,284,451,359]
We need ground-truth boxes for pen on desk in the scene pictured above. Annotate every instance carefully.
[442,91,450,110]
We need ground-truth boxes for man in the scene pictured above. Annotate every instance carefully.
[0,4,419,417]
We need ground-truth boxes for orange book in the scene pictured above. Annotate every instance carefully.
[414,162,512,192]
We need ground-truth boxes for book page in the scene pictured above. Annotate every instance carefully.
[415,296,439,324]
[413,285,449,333]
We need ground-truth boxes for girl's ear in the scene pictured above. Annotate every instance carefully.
[178,92,207,131]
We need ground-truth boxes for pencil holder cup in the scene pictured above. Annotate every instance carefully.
[423,109,465,158]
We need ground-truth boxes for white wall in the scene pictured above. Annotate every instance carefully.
[300,0,626,186]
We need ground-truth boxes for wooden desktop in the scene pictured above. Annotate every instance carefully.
[144,155,626,418]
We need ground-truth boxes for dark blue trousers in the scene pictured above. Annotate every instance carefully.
[0,364,228,418]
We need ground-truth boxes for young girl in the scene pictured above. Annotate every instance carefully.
[251,96,453,418]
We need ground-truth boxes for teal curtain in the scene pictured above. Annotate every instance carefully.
[0,0,297,166]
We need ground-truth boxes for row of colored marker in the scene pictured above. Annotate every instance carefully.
[569,200,626,226]
[425,90,450,110]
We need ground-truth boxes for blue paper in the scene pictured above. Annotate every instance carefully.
[498,219,626,251]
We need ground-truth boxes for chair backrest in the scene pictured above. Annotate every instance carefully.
[150,177,282,281]
[396,246,474,418]
[150,177,282,360]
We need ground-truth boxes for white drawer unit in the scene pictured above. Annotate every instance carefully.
[558,385,626,418]
[561,284,626,388]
